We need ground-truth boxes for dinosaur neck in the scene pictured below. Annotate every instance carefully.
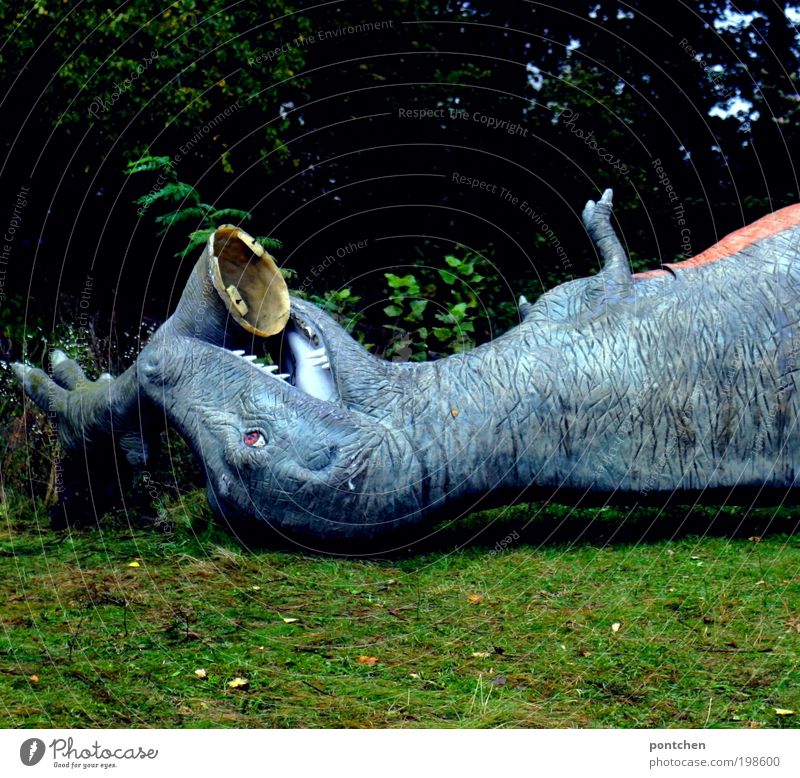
[382,322,566,508]
[164,247,241,347]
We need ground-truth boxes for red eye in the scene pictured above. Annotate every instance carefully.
[244,431,265,448]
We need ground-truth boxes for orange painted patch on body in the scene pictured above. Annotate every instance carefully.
[634,202,800,280]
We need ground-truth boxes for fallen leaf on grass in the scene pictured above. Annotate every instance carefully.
[467,593,483,604]
[357,656,378,666]
[578,649,592,657]
[282,617,299,624]
[29,675,39,683]
[472,651,490,658]
[227,677,249,689]
[774,708,795,715]
[127,561,140,568]
[611,622,621,633]
[251,586,262,591]
[194,669,207,679]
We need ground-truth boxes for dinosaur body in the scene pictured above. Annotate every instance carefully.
[13,191,800,546]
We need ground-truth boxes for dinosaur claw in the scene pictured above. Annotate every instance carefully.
[600,188,614,206]
[50,349,68,367]
[582,200,597,229]
[10,362,32,381]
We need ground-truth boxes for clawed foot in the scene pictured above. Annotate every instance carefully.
[12,349,101,425]
[582,188,615,242]
[11,350,151,465]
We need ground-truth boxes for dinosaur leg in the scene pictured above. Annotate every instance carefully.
[13,354,158,528]
[582,188,633,306]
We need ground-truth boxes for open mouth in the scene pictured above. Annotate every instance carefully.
[206,225,338,403]
[277,318,336,402]
[223,318,338,403]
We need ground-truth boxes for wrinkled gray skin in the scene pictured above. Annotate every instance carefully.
[13,190,800,546]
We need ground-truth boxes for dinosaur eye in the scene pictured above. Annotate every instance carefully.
[244,430,266,448]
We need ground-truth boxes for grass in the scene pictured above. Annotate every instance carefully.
[0,490,799,728]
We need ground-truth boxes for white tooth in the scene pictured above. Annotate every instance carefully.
[260,365,279,373]
[308,356,328,367]
[243,355,258,362]
[276,373,290,380]
[320,360,330,370]
[307,347,326,359]
[232,349,245,356]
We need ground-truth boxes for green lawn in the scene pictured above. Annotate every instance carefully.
[1,493,798,728]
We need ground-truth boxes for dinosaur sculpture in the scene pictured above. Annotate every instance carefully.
[12,191,800,547]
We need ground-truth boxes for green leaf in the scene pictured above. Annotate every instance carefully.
[256,236,283,251]
[451,302,468,318]
[209,208,253,223]
[409,299,428,319]
[444,255,461,268]
[438,269,456,285]
[383,305,403,317]
[177,228,216,258]
[433,327,451,341]
[385,273,418,290]
[154,207,206,227]
[125,155,172,176]
[135,182,199,207]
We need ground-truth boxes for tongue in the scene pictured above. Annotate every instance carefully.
[286,330,336,401]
